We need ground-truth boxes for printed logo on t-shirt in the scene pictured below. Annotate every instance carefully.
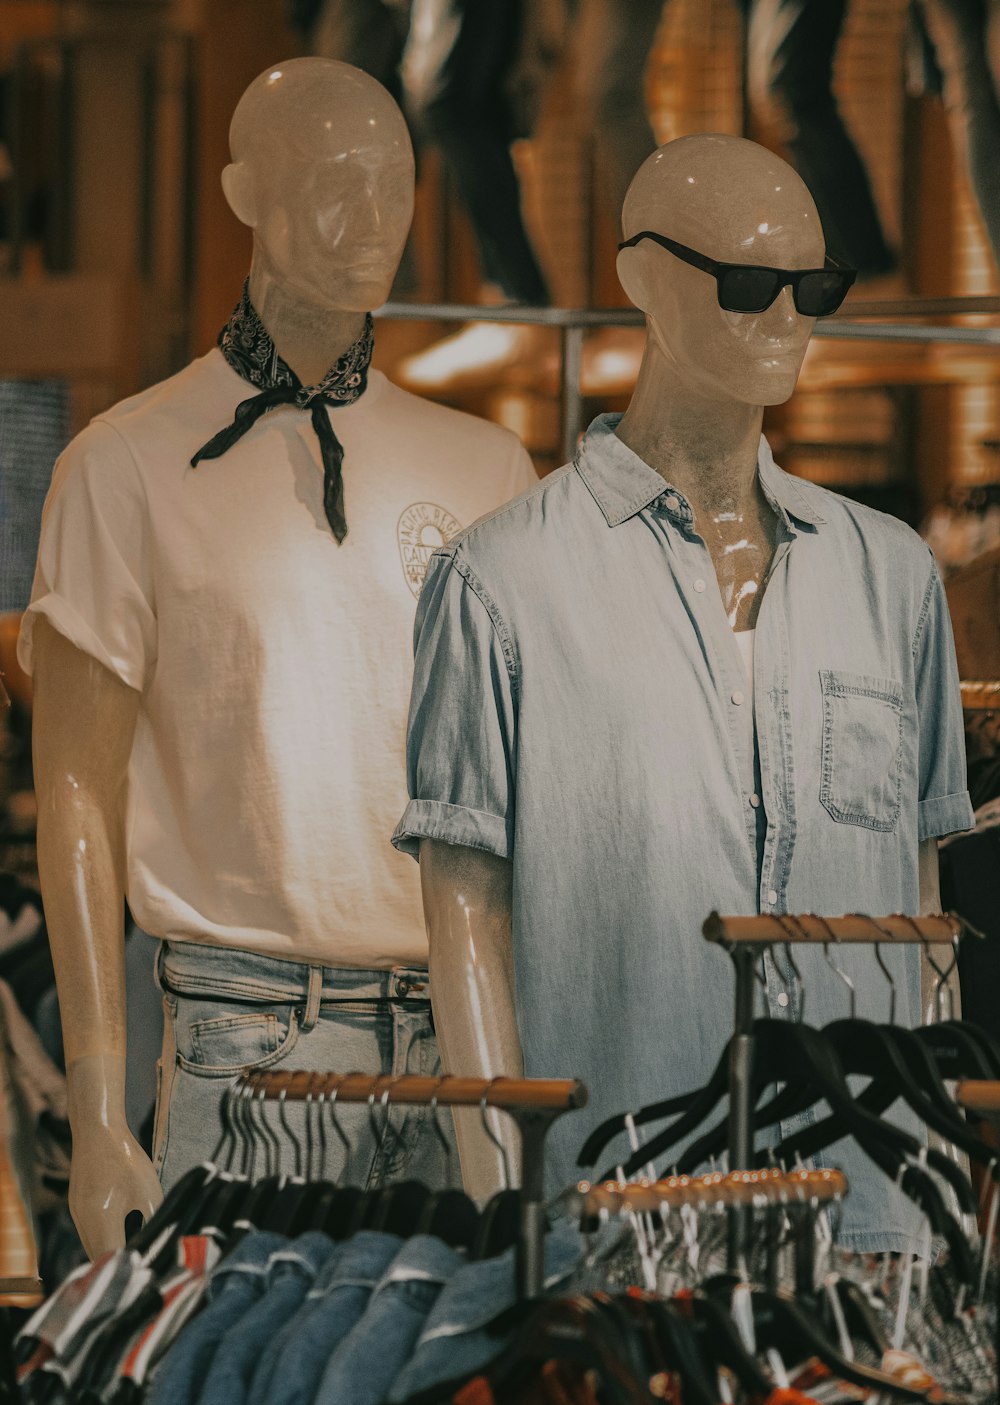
[397,503,463,598]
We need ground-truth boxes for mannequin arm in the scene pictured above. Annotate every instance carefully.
[420,839,523,1200]
[32,619,162,1257]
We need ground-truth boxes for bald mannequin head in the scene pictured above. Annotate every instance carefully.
[222,58,415,313]
[618,134,826,406]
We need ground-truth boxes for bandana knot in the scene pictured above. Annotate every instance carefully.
[190,279,375,543]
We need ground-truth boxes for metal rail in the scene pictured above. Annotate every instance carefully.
[376,299,1000,460]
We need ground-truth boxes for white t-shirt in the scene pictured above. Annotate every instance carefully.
[19,352,536,967]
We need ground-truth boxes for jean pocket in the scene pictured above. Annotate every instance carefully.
[819,669,903,832]
[176,1004,299,1076]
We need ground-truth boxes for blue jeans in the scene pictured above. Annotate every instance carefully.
[152,941,457,1192]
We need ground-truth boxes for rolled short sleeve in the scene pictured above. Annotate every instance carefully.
[392,549,516,861]
[914,554,975,841]
[17,419,156,692]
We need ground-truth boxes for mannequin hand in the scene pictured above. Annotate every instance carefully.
[69,1122,163,1260]
[66,1052,163,1260]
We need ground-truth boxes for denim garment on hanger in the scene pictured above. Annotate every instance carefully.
[147,1232,288,1405]
[313,1234,462,1405]
[195,1231,335,1405]
[387,1221,584,1401]
[255,1230,403,1405]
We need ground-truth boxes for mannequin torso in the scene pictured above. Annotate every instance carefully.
[401,136,971,1218]
[23,58,535,1253]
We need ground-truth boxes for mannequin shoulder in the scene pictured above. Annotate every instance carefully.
[791,476,930,562]
[85,351,237,469]
[378,377,524,460]
[440,463,577,570]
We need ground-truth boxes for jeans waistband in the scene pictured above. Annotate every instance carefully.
[158,939,430,1013]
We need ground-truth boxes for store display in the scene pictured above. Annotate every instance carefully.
[3,3,999,1399]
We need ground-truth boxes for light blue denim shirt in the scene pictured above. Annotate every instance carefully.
[393,415,974,1252]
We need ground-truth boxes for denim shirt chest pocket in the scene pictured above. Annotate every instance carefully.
[819,669,904,831]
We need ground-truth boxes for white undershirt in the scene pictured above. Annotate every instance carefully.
[734,627,755,693]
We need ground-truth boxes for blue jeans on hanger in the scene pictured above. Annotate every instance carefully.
[250,1230,404,1405]
[152,941,458,1192]
[314,1234,462,1405]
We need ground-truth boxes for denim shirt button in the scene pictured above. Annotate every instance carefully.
[776,992,789,1008]
[693,578,706,593]
[731,690,744,706]
[749,793,760,808]
[767,888,778,904]
[664,494,680,512]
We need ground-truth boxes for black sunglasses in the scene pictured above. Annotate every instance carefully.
[618,231,857,317]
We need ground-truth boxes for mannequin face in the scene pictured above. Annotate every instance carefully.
[617,135,827,407]
[223,58,415,313]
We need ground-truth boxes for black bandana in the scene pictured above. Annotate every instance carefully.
[190,280,375,542]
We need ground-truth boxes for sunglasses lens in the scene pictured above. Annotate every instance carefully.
[796,270,853,317]
[718,267,782,313]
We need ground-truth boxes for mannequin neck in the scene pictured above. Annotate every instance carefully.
[616,333,765,520]
[247,257,368,387]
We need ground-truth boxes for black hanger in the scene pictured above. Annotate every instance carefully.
[702,1279,932,1403]
[609,1019,940,1183]
[578,1082,717,1181]
[915,1019,1000,1079]
[482,1296,658,1405]
[126,1162,216,1254]
[415,1188,480,1250]
[370,1180,433,1236]
[472,1188,522,1260]
[679,1018,985,1211]
[687,1291,773,1396]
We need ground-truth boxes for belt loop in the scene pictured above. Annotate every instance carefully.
[300,964,322,1032]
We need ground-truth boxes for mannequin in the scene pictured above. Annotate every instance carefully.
[24,58,535,1258]
[395,135,973,1234]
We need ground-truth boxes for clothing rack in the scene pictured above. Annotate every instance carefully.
[237,1070,587,1300]
[702,911,964,1266]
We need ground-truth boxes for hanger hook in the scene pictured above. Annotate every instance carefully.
[257,1080,281,1179]
[821,927,855,1019]
[427,1076,454,1182]
[480,1079,511,1190]
[773,917,814,1019]
[304,1081,316,1182]
[211,1079,238,1169]
[918,925,959,1023]
[314,1079,329,1182]
[239,1080,255,1178]
[326,1075,352,1183]
[278,1085,303,1178]
[368,1078,392,1181]
[872,941,897,1026]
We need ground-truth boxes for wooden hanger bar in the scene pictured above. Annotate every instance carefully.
[238,1070,587,1112]
[572,1168,847,1217]
[703,911,962,946]
[960,680,1000,712]
[956,1080,1000,1117]
[234,1070,587,1302]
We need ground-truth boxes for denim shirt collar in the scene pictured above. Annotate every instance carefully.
[574,413,826,532]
